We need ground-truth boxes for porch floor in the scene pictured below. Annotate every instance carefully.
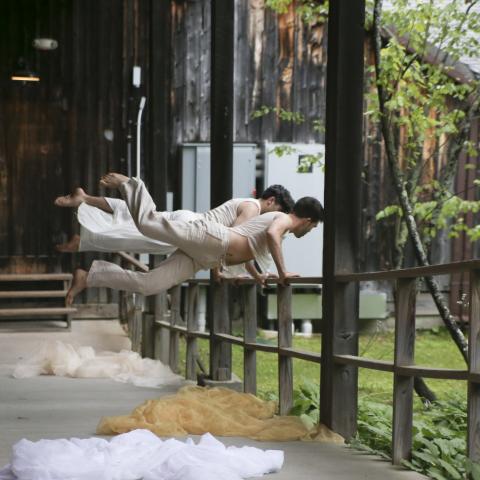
[0,320,425,479]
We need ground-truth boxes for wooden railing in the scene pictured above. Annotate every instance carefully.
[119,256,480,467]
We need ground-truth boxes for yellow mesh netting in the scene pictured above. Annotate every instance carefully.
[97,385,344,443]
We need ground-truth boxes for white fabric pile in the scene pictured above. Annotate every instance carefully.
[13,341,181,388]
[0,430,283,480]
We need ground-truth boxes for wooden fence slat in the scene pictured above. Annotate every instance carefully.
[169,285,182,373]
[392,278,416,465]
[278,284,293,415]
[468,269,480,463]
[151,255,169,364]
[243,284,257,394]
[142,313,155,358]
[210,282,232,381]
[186,283,199,380]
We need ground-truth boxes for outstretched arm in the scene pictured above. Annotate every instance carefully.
[266,214,299,285]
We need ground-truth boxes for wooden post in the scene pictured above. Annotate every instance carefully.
[186,283,199,380]
[243,284,257,394]
[278,285,293,415]
[148,255,169,363]
[468,269,480,463]
[392,278,416,464]
[209,0,234,382]
[142,313,155,358]
[211,0,234,207]
[147,0,169,208]
[169,285,181,373]
[320,0,365,440]
[155,291,170,364]
[210,282,231,381]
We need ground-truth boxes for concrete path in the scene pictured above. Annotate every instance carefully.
[0,320,425,479]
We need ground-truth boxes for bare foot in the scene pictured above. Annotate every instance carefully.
[99,172,130,189]
[54,188,87,208]
[66,269,88,305]
[55,234,80,253]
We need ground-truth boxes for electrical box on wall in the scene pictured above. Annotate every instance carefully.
[180,143,257,213]
[264,142,325,277]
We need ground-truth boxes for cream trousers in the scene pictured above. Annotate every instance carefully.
[87,178,229,296]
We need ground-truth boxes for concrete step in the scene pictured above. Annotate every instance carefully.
[0,307,76,318]
[0,290,68,299]
[0,274,72,282]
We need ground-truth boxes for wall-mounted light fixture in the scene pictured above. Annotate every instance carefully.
[11,58,39,83]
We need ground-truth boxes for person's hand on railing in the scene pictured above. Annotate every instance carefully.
[212,268,225,283]
[278,271,300,286]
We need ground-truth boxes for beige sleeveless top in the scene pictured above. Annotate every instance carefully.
[230,211,283,258]
[202,198,261,227]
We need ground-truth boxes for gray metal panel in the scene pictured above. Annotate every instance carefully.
[232,145,257,198]
[181,146,196,212]
[196,146,211,212]
[181,143,257,211]
[264,142,325,277]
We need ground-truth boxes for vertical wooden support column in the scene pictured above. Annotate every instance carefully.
[147,0,169,208]
[127,294,143,354]
[468,269,480,463]
[142,313,155,358]
[210,282,232,381]
[154,290,170,364]
[243,284,257,394]
[210,0,234,382]
[392,278,416,464]
[320,0,365,440]
[186,283,199,380]
[278,285,293,415]
[169,285,181,373]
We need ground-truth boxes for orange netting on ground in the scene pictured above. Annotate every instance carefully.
[97,385,344,443]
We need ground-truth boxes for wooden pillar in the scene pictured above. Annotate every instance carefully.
[186,283,199,380]
[278,285,293,415]
[210,282,231,381]
[209,0,234,382]
[392,278,416,464]
[147,0,169,207]
[319,0,365,441]
[243,284,257,394]
[468,269,480,463]
[169,285,181,373]
[211,0,234,205]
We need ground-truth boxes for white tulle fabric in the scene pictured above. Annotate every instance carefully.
[0,429,283,480]
[12,341,181,388]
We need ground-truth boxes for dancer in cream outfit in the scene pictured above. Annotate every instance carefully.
[67,173,324,304]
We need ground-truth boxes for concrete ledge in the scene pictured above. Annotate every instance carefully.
[198,372,243,392]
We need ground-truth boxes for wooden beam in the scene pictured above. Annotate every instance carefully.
[243,285,257,394]
[392,279,416,465]
[147,0,169,208]
[186,283,199,380]
[210,282,232,381]
[210,0,234,207]
[278,285,293,415]
[320,0,365,440]
[169,285,181,373]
